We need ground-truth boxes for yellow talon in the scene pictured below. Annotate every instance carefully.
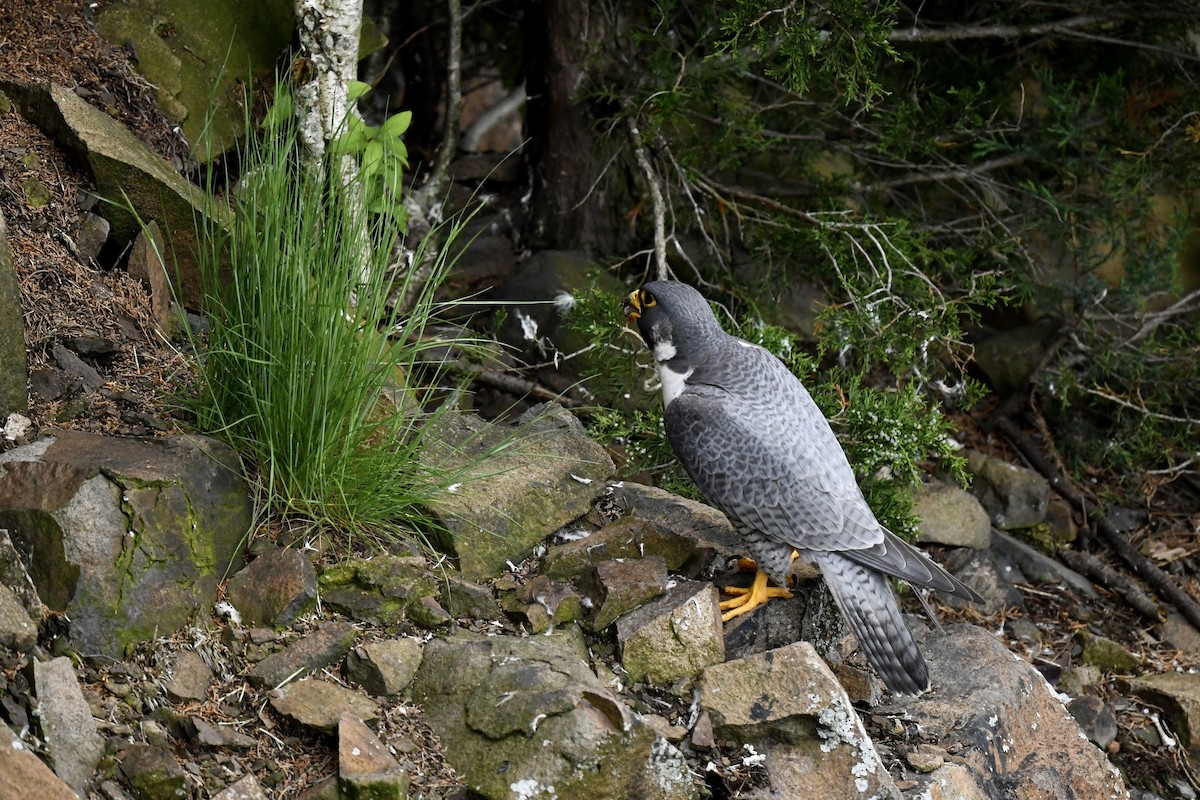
[719,568,793,621]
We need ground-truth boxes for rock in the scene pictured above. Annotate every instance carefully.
[0,80,225,307]
[913,478,992,548]
[500,574,584,633]
[616,580,724,686]
[0,723,78,800]
[74,212,110,265]
[33,655,104,792]
[584,556,668,630]
[269,679,380,734]
[606,481,746,562]
[118,744,186,800]
[989,528,1099,597]
[51,342,103,393]
[247,620,359,688]
[413,631,697,800]
[441,574,502,620]
[226,547,317,627]
[423,408,613,582]
[2,414,33,447]
[345,638,424,697]
[1068,695,1119,750]
[698,641,898,799]
[0,431,250,657]
[965,450,1051,530]
[0,528,43,617]
[1160,611,1200,656]
[942,549,1024,614]
[338,713,410,799]
[916,763,990,800]
[543,517,701,580]
[318,556,441,629]
[94,0,293,161]
[184,716,256,749]
[126,221,171,333]
[1076,630,1141,673]
[0,209,27,420]
[212,773,268,800]
[0,583,37,653]
[1128,672,1200,763]
[722,574,847,665]
[907,624,1129,799]
[162,650,212,703]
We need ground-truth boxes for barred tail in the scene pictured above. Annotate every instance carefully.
[811,550,930,695]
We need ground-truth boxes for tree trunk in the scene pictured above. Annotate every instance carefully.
[527,0,636,257]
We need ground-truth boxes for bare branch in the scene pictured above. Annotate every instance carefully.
[624,112,669,282]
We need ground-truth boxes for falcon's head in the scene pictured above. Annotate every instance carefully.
[624,281,721,367]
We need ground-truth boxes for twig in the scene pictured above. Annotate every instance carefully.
[889,14,1123,43]
[1057,547,1163,622]
[623,112,669,281]
[996,416,1200,631]
[450,361,584,408]
[1084,387,1200,426]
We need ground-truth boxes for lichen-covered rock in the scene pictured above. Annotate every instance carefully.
[617,580,724,686]
[423,407,613,583]
[318,555,443,629]
[94,0,293,162]
[910,625,1128,800]
[698,641,898,800]
[412,630,697,800]
[0,431,250,657]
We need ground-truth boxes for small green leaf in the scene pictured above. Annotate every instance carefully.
[347,80,372,101]
[380,110,412,138]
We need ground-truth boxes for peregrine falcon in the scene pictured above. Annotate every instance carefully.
[624,280,981,695]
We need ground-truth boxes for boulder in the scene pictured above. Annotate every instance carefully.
[616,580,724,685]
[698,641,898,799]
[226,546,317,627]
[1128,672,1200,764]
[0,431,250,657]
[423,407,613,582]
[247,620,359,688]
[913,478,992,549]
[412,630,696,800]
[338,713,410,799]
[965,449,1050,530]
[908,624,1128,799]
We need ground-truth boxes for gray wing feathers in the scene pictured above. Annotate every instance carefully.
[846,530,984,603]
[812,551,930,695]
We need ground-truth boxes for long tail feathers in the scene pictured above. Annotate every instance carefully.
[812,550,930,695]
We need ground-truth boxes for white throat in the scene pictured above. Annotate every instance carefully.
[655,362,693,408]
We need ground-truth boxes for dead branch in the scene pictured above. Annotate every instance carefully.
[623,111,669,282]
[996,416,1200,631]
[1057,547,1163,622]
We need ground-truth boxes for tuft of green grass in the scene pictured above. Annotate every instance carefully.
[190,97,474,549]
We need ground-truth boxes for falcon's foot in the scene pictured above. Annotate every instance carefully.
[719,568,793,621]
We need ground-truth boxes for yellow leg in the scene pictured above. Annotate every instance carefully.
[719,568,793,621]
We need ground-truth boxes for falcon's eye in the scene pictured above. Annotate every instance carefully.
[639,289,657,309]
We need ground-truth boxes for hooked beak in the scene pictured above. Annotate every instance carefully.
[624,290,642,322]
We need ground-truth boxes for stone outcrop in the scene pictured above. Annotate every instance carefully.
[0,430,250,656]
